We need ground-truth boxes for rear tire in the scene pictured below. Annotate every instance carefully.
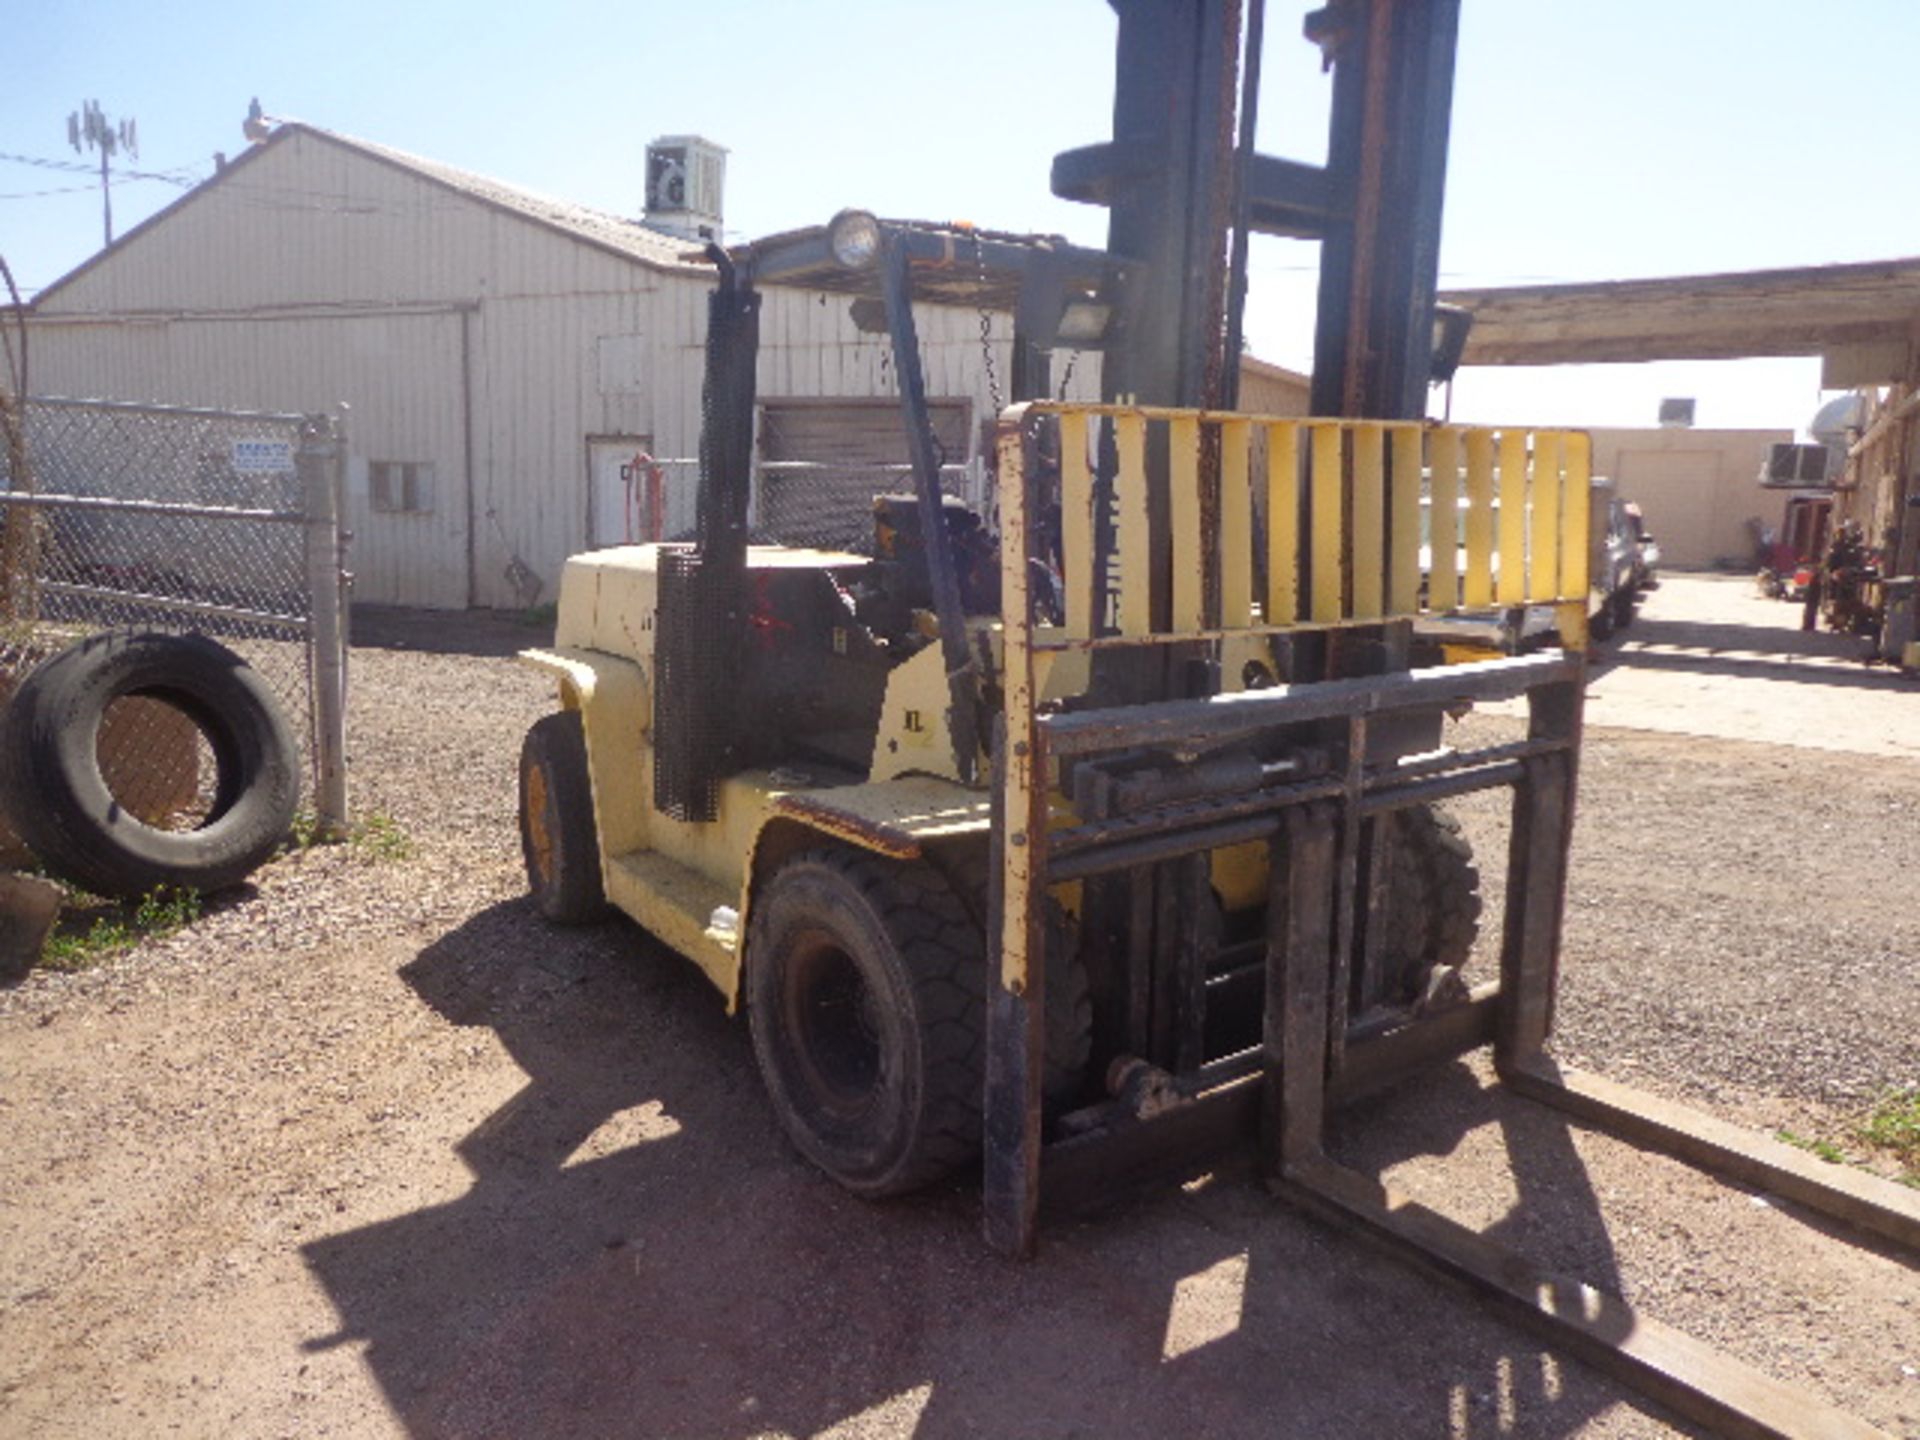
[1378,803,1482,1005]
[746,849,984,1197]
[518,711,607,924]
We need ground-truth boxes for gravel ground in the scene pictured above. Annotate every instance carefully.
[0,580,1916,1439]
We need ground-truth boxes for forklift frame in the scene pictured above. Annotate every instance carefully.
[987,400,1920,1439]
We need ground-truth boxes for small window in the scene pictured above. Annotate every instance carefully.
[370,460,435,514]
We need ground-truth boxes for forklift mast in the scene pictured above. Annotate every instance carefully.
[1054,0,1461,422]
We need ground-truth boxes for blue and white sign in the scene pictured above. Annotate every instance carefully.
[231,438,296,475]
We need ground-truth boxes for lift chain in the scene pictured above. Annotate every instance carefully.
[968,227,1005,417]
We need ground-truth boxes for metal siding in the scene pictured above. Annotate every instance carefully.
[29,130,1105,608]
[25,312,469,607]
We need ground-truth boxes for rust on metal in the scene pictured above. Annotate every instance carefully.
[764,795,922,860]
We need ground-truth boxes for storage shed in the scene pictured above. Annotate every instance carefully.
[22,125,1101,608]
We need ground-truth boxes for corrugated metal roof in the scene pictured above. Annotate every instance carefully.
[298,126,710,276]
[30,122,711,310]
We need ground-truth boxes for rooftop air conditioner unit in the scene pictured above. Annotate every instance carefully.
[643,135,727,242]
[1657,397,1695,428]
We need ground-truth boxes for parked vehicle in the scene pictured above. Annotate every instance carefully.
[1589,485,1640,638]
[1416,475,1640,651]
[1622,501,1659,591]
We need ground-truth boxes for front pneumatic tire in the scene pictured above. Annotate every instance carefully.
[746,848,985,1197]
[518,711,608,925]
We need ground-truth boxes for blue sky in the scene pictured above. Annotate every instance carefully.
[6,1,1917,434]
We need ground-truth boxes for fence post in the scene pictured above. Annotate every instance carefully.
[0,395,39,626]
[300,412,349,838]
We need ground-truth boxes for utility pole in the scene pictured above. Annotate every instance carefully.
[67,100,138,248]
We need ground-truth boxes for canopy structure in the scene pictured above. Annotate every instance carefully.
[1441,257,1920,379]
[1441,256,1920,591]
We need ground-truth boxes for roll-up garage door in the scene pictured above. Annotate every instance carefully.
[757,398,971,551]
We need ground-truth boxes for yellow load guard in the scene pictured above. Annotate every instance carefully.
[1001,402,1592,648]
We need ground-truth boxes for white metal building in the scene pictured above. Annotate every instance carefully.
[24,125,1098,608]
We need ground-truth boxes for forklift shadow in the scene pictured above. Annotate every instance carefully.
[1330,1060,1637,1292]
[298,901,1680,1439]
[1585,614,1904,693]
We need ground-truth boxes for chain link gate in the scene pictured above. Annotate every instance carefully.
[0,396,350,858]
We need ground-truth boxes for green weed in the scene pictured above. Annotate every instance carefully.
[1855,1088,1920,1179]
[1775,1128,1848,1166]
[279,808,411,860]
[39,885,202,972]
[348,811,413,862]
[283,808,326,851]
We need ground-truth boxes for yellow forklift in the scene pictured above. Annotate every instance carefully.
[518,4,1917,1434]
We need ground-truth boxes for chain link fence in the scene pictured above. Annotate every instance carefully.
[0,396,348,858]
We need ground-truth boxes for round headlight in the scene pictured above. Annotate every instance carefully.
[827,209,881,270]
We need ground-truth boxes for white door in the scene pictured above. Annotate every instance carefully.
[588,435,660,547]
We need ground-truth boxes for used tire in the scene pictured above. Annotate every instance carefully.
[0,629,300,898]
[518,711,608,924]
[1377,802,1482,1006]
[746,848,985,1197]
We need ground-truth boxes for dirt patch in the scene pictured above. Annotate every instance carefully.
[1,589,1916,1439]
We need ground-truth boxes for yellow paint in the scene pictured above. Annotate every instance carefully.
[1440,640,1505,665]
[1220,419,1253,627]
[1210,840,1267,913]
[1116,412,1151,636]
[1218,632,1276,692]
[996,412,1041,995]
[1428,426,1461,612]
[869,642,959,782]
[1496,430,1528,605]
[1529,431,1562,601]
[768,777,991,851]
[1351,425,1385,620]
[1310,423,1344,623]
[1170,415,1204,630]
[1059,410,1093,640]
[1555,601,1588,652]
[1389,426,1423,615]
[1266,422,1300,625]
[519,646,650,857]
[605,848,738,994]
[1005,405,1591,639]
[1463,428,1495,607]
[1561,431,1592,602]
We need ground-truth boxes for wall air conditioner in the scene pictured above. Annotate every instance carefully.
[1761,442,1836,488]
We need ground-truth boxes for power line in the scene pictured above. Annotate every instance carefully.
[0,184,110,200]
[0,151,200,187]
[0,150,99,175]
